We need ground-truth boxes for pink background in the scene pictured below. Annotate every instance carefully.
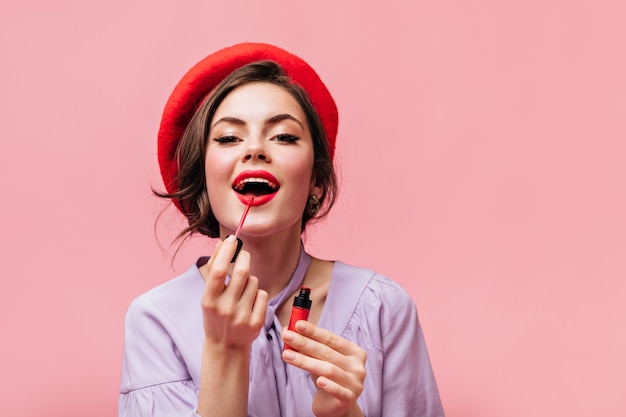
[1,1,625,416]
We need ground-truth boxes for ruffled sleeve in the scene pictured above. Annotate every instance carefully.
[118,380,200,417]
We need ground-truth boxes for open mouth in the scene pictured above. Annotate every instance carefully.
[233,177,279,197]
[232,171,280,206]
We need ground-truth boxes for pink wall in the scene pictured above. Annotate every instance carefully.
[1,1,624,416]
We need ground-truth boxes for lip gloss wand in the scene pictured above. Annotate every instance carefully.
[231,196,254,262]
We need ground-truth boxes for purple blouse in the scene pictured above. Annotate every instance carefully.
[119,248,445,416]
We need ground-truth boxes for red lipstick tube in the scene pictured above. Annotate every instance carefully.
[284,287,312,351]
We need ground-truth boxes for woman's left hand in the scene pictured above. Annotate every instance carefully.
[281,321,366,417]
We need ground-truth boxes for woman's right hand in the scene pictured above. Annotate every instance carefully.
[199,235,269,350]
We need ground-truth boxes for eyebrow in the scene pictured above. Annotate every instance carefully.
[266,113,304,129]
[211,116,246,129]
[211,113,304,130]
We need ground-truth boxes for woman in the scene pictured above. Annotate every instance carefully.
[119,42,445,417]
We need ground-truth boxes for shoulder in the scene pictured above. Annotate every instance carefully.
[332,261,416,312]
[121,264,204,392]
[322,261,417,339]
[123,264,205,355]
[125,264,204,324]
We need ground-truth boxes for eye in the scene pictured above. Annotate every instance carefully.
[272,134,299,143]
[213,135,241,144]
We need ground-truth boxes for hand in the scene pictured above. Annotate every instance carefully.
[281,321,366,417]
[200,235,269,351]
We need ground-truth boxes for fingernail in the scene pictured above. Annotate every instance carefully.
[295,321,308,332]
[316,377,328,387]
[283,331,296,343]
[229,236,243,263]
[225,235,236,243]
[283,350,296,361]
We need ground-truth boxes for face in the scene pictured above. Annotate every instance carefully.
[205,82,321,238]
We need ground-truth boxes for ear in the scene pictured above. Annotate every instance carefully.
[309,176,324,199]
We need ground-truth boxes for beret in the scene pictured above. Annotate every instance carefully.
[157,42,338,199]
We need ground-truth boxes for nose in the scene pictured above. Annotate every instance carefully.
[242,140,271,162]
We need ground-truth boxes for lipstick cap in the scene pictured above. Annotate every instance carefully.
[293,287,312,309]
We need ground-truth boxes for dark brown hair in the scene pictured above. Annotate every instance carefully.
[156,60,338,239]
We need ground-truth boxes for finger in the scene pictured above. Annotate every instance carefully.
[295,321,365,359]
[223,271,258,327]
[285,324,367,378]
[282,330,338,376]
[282,348,340,381]
[249,289,269,331]
[203,236,239,296]
[201,240,225,297]
[236,271,258,307]
[315,375,360,404]
[222,249,251,302]
[211,235,240,270]
[282,349,365,396]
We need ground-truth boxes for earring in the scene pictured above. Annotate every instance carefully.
[306,194,321,217]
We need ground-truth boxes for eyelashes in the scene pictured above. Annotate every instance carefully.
[212,134,300,144]
[212,135,240,144]
[272,134,299,143]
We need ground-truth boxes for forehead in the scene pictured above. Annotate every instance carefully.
[212,82,307,121]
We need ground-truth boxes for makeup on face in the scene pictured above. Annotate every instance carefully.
[284,286,312,351]
[232,170,280,206]
[205,83,318,241]
[230,196,254,262]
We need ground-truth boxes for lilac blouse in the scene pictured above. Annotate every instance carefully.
[119,248,445,416]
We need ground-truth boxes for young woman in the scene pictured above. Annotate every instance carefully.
[119,42,445,417]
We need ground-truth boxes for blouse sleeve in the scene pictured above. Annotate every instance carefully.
[118,294,200,417]
[377,279,445,417]
[118,380,200,417]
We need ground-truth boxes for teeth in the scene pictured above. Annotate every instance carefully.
[234,177,277,191]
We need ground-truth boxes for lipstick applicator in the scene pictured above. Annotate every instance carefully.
[284,286,313,351]
[230,196,254,263]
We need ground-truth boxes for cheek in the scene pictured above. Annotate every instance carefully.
[282,155,316,197]
[204,152,233,195]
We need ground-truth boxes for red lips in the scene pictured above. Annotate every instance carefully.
[232,170,280,206]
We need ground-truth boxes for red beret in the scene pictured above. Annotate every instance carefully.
[157,42,338,199]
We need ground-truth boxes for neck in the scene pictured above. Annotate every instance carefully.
[224,227,303,300]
